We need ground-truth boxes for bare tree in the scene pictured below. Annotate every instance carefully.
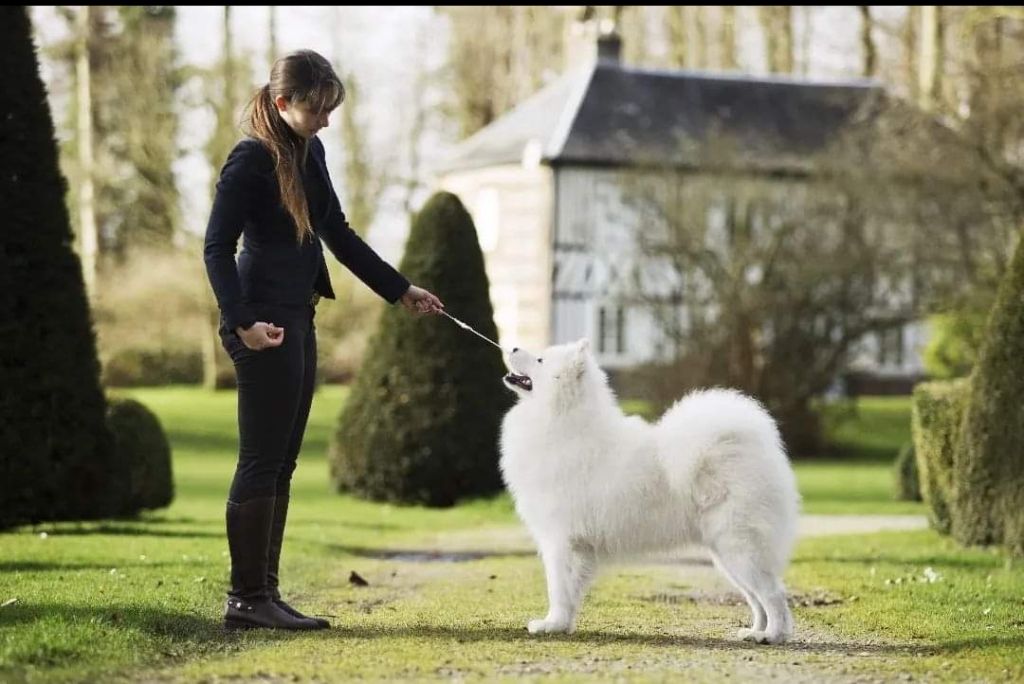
[618,106,1012,453]
[614,5,649,66]
[691,6,709,69]
[268,6,277,70]
[859,6,877,78]
[904,5,920,102]
[441,6,568,138]
[919,6,942,110]
[336,73,383,237]
[200,6,248,390]
[799,6,813,75]
[664,6,708,69]
[665,6,687,68]
[721,6,739,71]
[759,6,794,74]
[107,7,181,251]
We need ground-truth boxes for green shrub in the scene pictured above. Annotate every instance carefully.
[893,442,921,502]
[106,398,174,512]
[911,380,967,535]
[954,233,1024,555]
[329,192,512,506]
[102,348,203,387]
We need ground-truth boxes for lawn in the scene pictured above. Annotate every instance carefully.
[3,387,1017,683]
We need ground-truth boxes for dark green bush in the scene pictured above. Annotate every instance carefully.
[893,442,921,502]
[0,7,116,529]
[102,348,203,387]
[106,397,174,512]
[329,192,512,506]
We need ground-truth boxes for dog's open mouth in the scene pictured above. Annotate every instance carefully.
[504,372,533,391]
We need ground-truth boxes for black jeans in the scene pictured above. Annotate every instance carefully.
[219,303,317,503]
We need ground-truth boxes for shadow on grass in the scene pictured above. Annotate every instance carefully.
[26,524,223,540]
[792,554,1006,570]
[325,544,536,562]
[0,601,938,658]
[0,560,185,573]
[8,600,1016,676]
[313,623,940,657]
[939,634,1024,653]
[289,520,409,532]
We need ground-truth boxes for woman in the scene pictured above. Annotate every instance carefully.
[204,49,443,631]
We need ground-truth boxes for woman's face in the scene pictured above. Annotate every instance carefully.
[276,96,333,139]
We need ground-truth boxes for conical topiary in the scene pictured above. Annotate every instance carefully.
[329,192,513,506]
[0,7,119,528]
[952,230,1024,555]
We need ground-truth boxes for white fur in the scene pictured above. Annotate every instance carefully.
[499,340,800,644]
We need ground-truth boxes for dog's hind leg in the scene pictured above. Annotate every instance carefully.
[711,547,793,645]
[528,541,597,635]
[749,572,792,644]
[710,550,767,633]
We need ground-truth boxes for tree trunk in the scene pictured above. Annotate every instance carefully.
[268,6,277,69]
[859,6,877,78]
[918,5,940,110]
[721,6,738,70]
[799,6,812,75]
[203,5,235,391]
[904,5,919,102]
[691,6,708,69]
[760,6,794,74]
[665,6,687,68]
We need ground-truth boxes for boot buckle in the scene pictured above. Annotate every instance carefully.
[228,599,254,612]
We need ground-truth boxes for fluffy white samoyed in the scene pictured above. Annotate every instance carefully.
[499,339,800,644]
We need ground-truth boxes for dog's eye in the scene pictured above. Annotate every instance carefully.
[538,358,543,364]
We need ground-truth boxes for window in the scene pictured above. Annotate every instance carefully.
[598,306,627,354]
[877,327,904,367]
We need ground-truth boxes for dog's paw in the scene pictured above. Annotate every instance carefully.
[528,618,573,635]
[738,628,768,643]
[737,628,789,645]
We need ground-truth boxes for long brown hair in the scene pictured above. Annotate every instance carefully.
[243,50,345,244]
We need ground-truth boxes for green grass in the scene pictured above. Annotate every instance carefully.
[790,531,1024,681]
[4,387,998,683]
[820,395,915,461]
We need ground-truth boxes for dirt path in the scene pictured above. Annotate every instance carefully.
[394,515,936,682]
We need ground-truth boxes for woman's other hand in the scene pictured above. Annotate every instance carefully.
[235,322,286,350]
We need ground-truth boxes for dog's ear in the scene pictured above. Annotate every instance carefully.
[570,338,590,377]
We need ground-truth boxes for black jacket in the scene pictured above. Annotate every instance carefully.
[204,136,409,331]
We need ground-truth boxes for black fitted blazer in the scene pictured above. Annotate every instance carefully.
[203,135,409,331]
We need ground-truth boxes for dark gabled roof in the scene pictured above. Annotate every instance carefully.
[437,60,885,174]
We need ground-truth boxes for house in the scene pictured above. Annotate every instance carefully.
[435,32,929,386]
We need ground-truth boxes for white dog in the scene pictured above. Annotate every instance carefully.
[499,339,800,644]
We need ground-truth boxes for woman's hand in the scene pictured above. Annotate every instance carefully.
[400,285,444,315]
[235,322,285,350]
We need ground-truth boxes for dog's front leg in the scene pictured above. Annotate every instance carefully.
[528,542,596,635]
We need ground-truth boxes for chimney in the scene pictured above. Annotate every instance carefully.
[597,29,622,65]
[564,14,623,70]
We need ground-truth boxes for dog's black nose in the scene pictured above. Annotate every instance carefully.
[512,347,519,353]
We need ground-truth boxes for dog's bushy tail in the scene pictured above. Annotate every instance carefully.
[657,387,783,457]
[657,388,796,495]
